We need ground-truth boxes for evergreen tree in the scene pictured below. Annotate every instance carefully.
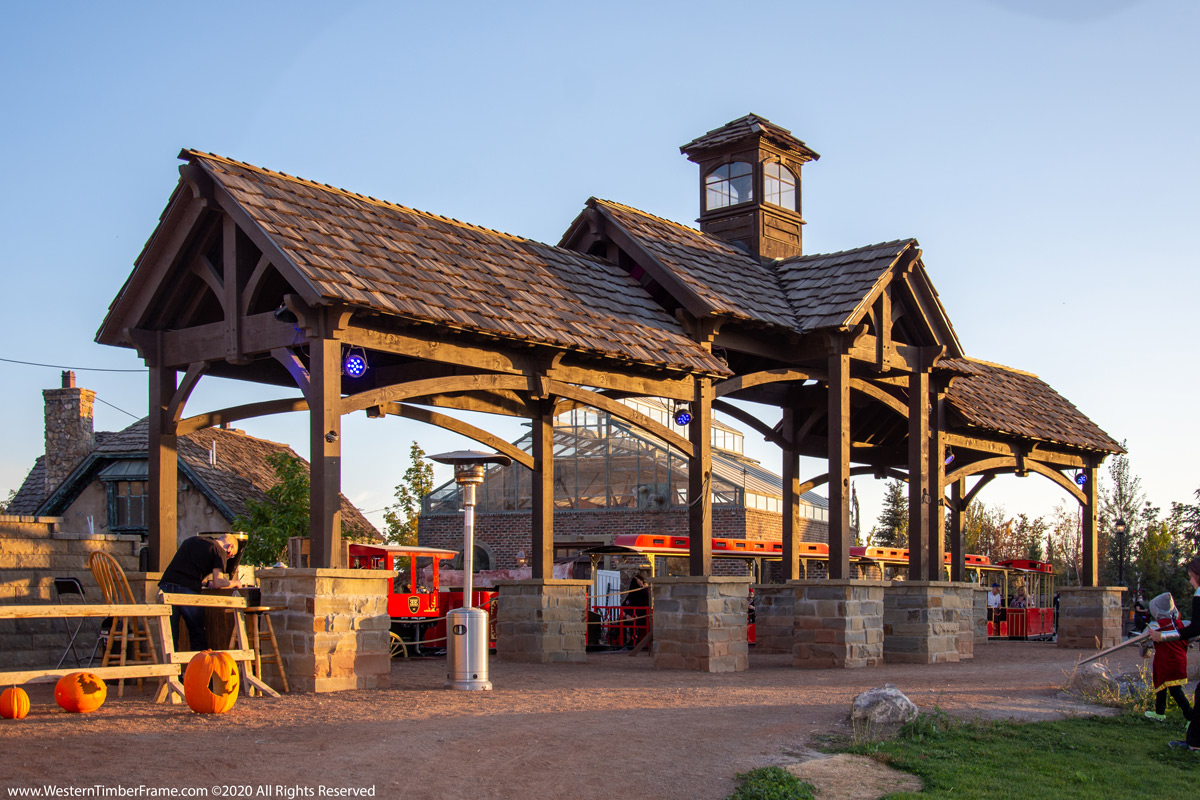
[1099,445,1145,586]
[872,479,908,547]
[383,442,434,546]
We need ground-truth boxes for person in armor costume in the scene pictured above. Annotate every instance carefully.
[1150,556,1200,751]
[1141,592,1192,722]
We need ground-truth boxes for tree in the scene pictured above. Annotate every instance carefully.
[1099,445,1146,586]
[233,451,311,566]
[383,442,434,546]
[872,479,907,547]
[850,481,863,547]
[0,489,15,513]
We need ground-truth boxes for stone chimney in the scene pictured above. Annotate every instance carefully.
[43,370,95,498]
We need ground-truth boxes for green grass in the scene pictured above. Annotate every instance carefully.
[841,708,1197,799]
[726,766,816,800]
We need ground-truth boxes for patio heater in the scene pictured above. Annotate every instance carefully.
[429,450,512,691]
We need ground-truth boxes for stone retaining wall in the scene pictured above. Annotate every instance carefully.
[749,584,795,654]
[495,579,590,663]
[651,576,749,672]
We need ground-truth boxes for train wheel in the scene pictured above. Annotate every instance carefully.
[389,631,409,659]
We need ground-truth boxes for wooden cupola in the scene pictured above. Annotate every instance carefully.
[680,114,819,262]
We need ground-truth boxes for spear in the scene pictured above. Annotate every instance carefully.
[1077,629,1152,665]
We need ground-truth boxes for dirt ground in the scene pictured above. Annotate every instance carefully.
[0,642,1148,800]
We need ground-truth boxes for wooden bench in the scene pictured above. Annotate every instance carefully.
[0,595,279,704]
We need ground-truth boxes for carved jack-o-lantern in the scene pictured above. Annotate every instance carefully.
[1,686,30,719]
[54,672,107,713]
[183,650,240,714]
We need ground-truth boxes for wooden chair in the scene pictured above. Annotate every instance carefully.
[87,552,158,696]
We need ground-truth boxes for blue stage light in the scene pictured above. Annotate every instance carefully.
[343,352,368,378]
[1075,471,1088,486]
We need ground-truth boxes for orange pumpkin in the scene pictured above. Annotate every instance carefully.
[54,672,107,713]
[183,650,240,714]
[0,687,30,719]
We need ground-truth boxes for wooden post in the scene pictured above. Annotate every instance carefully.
[827,352,851,580]
[949,478,965,582]
[907,370,930,581]
[1082,463,1098,586]
[530,399,555,580]
[688,377,713,577]
[781,405,801,581]
[926,387,947,581]
[147,360,178,571]
[308,336,342,568]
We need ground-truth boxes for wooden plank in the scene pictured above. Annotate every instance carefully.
[0,663,180,685]
[168,649,256,664]
[158,593,248,609]
[0,604,171,619]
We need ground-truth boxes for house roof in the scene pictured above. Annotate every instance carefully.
[776,239,915,332]
[941,358,1124,454]
[176,151,730,377]
[6,419,377,534]
[590,198,799,330]
[680,114,820,162]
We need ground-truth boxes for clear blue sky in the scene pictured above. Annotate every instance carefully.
[2,0,1196,535]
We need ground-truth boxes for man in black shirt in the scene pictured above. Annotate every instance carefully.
[159,534,242,650]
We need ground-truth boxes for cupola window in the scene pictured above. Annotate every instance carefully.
[764,162,796,210]
[705,162,753,210]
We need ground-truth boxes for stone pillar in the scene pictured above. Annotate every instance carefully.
[127,572,163,603]
[1057,586,1123,650]
[257,568,391,692]
[794,579,885,669]
[494,579,589,663]
[652,577,749,673]
[973,586,989,643]
[883,581,970,664]
[43,371,95,498]
[750,584,795,654]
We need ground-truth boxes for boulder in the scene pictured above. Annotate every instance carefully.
[850,684,918,737]
[1063,661,1147,704]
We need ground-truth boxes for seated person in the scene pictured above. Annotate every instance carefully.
[987,583,1006,622]
[1012,585,1029,609]
[159,533,242,651]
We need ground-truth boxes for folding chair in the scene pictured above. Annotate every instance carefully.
[53,577,88,668]
[87,552,158,696]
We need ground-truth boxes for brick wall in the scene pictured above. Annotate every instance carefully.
[0,515,140,669]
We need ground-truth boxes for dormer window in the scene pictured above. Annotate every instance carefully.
[705,162,753,210]
[764,162,796,210]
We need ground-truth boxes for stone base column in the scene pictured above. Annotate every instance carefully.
[652,577,749,673]
[750,584,795,654]
[973,587,989,643]
[257,568,391,693]
[883,581,970,664]
[127,572,162,603]
[794,580,885,669]
[494,579,589,663]
[1057,586,1123,650]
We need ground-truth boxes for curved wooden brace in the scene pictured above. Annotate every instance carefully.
[947,457,1084,505]
[380,403,534,469]
[715,368,825,398]
[543,380,693,457]
[341,374,530,416]
[241,254,275,317]
[962,473,995,508]
[176,397,310,436]
[190,256,224,302]
[796,465,901,496]
[167,362,207,428]
[848,378,907,417]
[711,400,785,448]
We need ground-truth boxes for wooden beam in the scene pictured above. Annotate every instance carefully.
[1082,464,1098,586]
[148,359,178,571]
[711,399,786,449]
[689,377,714,576]
[272,347,312,401]
[927,388,947,581]
[167,362,207,428]
[907,370,931,581]
[949,478,965,582]
[372,402,533,469]
[781,405,800,581]
[309,336,343,568]
[342,374,530,416]
[531,399,555,580]
[849,377,907,417]
[176,397,310,436]
[827,352,851,579]
[715,368,825,399]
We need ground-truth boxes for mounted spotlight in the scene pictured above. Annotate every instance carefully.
[1074,470,1088,486]
[273,303,298,324]
[342,347,369,378]
[944,446,955,466]
[673,402,692,426]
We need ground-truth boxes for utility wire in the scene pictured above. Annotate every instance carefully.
[95,396,141,421]
[0,356,146,373]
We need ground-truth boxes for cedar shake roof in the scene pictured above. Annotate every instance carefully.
[680,114,820,162]
[184,152,729,377]
[7,419,377,534]
[941,358,1123,454]
[591,199,799,330]
[776,240,915,332]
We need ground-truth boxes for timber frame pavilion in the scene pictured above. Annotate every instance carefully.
[97,114,1123,668]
